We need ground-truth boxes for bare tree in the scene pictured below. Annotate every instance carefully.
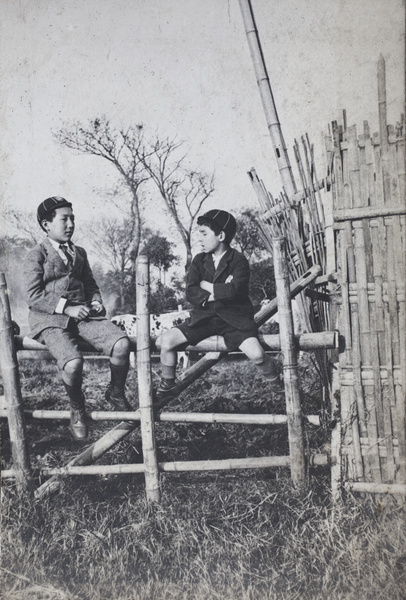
[136,136,215,269]
[88,217,136,309]
[54,116,150,287]
[3,209,39,244]
[54,118,215,271]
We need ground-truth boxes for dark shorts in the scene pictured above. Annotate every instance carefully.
[177,315,258,351]
[39,318,128,370]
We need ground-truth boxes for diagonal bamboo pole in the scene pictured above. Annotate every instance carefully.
[3,410,319,426]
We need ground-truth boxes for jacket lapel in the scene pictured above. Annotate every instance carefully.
[42,237,79,271]
[72,244,83,270]
[214,248,233,282]
[42,238,65,268]
[203,253,215,281]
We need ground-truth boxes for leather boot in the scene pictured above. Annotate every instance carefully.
[255,355,280,386]
[69,396,88,441]
[64,383,88,440]
[156,377,177,401]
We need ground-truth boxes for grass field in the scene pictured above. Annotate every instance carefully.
[1,357,405,600]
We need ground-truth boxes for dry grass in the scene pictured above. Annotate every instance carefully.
[1,358,405,600]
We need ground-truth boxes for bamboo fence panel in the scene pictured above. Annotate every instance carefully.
[248,53,404,490]
[326,93,405,485]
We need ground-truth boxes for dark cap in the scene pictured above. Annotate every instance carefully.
[37,197,72,226]
[197,209,237,242]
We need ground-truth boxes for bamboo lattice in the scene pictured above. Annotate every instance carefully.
[250,56,405,488]
[248,134,332,398]
[326,107,405,485]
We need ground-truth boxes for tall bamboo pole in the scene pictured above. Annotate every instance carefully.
[273,238,306,488]
[0,273,31,492]
[136,255,160,503]
[238,0,297,198]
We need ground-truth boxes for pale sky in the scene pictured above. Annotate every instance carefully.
[0,0,404,247]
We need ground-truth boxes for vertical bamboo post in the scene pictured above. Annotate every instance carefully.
[328,290,342,502]
[0,272,31,492]
[377,55,388,150]
[136,256,160,503]
[238,0,297,199]
[273,238,306,488]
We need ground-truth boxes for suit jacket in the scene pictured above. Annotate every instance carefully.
[24,237,102,338]
[185,247,255,330]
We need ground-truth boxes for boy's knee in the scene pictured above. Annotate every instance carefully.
[63,358,84,377]
[240,338,265,363]
[161,329,173,350]
[160,329,178,352]
[111,336,131,359]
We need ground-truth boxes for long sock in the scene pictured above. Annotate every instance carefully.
[63,381,84,409]
[110,362,129,394]
[161,363,176,381]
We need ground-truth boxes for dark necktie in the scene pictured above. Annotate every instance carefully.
[60,244,73,267]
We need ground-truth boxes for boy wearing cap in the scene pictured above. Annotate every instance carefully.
[24,197,132,440]
[157,209,278,399]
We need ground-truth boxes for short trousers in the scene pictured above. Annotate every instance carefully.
[176,315,258,351]
[39,318,128,370]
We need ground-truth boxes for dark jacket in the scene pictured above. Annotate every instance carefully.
[24,237,102,338]
[185,247,255,331]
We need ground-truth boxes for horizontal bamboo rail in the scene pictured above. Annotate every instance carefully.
[14,330,338,355]
[14,335,137,353]
[334,205,405,221]
[0,408,320,426]
[344,482,406,495]
[157,331,338,353]
[2,453,329,479]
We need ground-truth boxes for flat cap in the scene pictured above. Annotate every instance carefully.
[197,209,237,241]
[37,196,72,225]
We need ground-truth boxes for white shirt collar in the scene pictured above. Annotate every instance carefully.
[48,237,74,264]
[48,237,74,251]
[212,250,227,269]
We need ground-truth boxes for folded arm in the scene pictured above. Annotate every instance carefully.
[212,257,250,301]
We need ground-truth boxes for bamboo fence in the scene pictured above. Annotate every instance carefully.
[324,58,405,487]
[1,260,329,498]
[248,51,404,490]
